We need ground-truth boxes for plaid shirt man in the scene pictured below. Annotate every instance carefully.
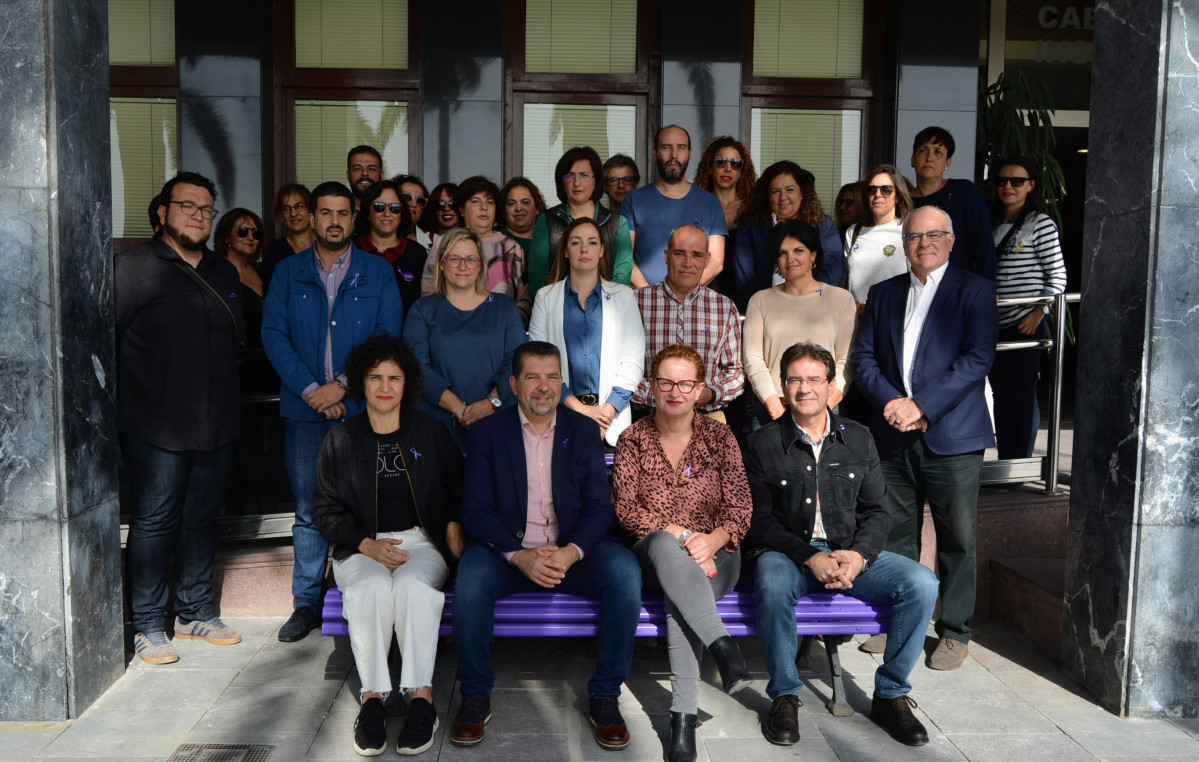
[635,281,745,410]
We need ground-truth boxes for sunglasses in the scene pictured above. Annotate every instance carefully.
[866,184,895,197]
[372,201,404,214]
[713,156,744,169]
[996,176,1030,188]
[401,192,428,208]
[436,199,456,209]
[235,225,261,240]
[605,176,636,187]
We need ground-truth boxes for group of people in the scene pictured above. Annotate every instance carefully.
[114,122,1067,760]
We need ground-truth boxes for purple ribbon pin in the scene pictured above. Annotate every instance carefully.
[486,295,494,303]
[604,293,611,300]
[349,273,361,288]
[561,437,569,448]
[683,464,693,477]
[410,447,421,460]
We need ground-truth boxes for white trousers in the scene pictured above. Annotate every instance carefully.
[332,528,448,695]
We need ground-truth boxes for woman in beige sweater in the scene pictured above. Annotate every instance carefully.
[742,219,857,422]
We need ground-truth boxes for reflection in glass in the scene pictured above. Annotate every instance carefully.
[294,100,409,192]
[750,108,861,206]
[110,98,178,238]
[523,103,637,200]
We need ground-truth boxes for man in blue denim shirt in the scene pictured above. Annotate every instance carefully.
[743,342,939,748]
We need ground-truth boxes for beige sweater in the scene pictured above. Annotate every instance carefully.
[742,284,858,405]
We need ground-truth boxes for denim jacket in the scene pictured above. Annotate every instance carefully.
[743,409,891,568]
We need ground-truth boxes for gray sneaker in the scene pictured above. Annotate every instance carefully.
[174,616,242,645]
[134,631,179,665]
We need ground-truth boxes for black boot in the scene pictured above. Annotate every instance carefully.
[708,635,753,694]
[667,711,697,762]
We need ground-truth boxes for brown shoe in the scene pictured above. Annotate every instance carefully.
[859,633,887,654]
[589,696,630,749]
[449,694,490,746]
[926,637,968,670]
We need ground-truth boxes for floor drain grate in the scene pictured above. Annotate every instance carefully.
[167,743,275,762]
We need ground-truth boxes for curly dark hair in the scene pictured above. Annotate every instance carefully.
[693,136,757,214]
[419,183,459,234]
[343,334,423,409]
[743,160,825,229]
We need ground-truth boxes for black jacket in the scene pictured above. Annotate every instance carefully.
[312,410,464,566]
[743,409,891,568]
[544,202,621,263]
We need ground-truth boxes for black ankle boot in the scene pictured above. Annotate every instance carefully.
[708,635,753,694]
[667,711,697,762]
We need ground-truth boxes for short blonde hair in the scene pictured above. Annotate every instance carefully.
[433,227,489,296]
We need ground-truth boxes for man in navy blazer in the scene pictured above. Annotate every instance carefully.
[851,206,997,671]
[451,341,642,750]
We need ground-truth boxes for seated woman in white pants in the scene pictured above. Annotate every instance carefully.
[528,216,645,448]
[313,335,465,757]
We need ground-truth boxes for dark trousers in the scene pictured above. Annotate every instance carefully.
[989,319,1049,459]
[880,439,983,644]
[122,434,235,634]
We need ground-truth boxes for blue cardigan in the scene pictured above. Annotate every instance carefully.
[261,244,404,421]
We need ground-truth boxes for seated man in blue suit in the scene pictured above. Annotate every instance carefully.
[451,341,642,750]
[851,206,998,672]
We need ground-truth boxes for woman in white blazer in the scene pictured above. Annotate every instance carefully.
[529,217,645,447]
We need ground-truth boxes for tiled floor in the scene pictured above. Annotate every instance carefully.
[2,615,1196,761]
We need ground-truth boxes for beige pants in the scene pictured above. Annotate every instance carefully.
[332,528,448,695]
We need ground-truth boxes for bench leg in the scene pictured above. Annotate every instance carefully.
[822,638,855,717]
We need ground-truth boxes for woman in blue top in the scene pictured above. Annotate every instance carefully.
[529,217,645,448]
[730,161,843,312]
[403,228,527,450]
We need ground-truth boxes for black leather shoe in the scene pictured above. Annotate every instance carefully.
[667,711,697,761]
[589,695,630,749]
[708,635,753,694]
[871,693,929,746]
[278,606,319,642]
[763,694,801,745]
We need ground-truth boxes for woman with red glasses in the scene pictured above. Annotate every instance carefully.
[355,179,427,321]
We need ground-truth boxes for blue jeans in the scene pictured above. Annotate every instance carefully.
[753,543,938,700]
[453,540,642,697]
[284,418,337,613]
[122,434,235,634]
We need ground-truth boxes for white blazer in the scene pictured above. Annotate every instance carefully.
[529,278,646,446]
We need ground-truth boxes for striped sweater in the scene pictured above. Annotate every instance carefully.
[992,212,1067,327]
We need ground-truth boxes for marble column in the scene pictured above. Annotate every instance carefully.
[0,0,122,720]
[1063,0,1199,718]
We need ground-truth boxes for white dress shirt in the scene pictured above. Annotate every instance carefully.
[901,261,949,396]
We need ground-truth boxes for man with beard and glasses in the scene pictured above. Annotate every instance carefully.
[620,125,727,288]
[117,171,245,665]
[262,181,404,643]
[450,341,642,751]
[346,144,383,209]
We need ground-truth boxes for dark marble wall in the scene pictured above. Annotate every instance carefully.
[0,0,122,720]
[1064,0,1199,718]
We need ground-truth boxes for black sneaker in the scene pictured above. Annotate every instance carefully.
[396,697,439,756]
[278,606,320,642]
[450,693,491,746]
[353,697,387,756]
[588,695,630,749]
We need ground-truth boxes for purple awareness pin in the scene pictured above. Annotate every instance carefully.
[410,447,421,460]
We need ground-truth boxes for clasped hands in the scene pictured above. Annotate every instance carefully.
[668,524,723,579]
[804,549,865,590]
[304,381,346,420]
[884,396,928,433]
[512,544,581,588]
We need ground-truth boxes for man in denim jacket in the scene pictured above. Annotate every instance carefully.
[744,342,939,748]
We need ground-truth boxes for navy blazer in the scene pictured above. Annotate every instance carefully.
[459,404,616,557]
[850,265,998,458]
[728,215,844,312]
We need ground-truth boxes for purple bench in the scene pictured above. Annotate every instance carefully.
[321,585,889,715]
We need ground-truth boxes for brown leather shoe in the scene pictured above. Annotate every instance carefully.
[871,694,929,746]
[926,637,968,670]
[859,633,887,654]
[589,696,630,749]
[449,694,490,746]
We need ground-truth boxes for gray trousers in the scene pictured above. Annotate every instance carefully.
[633,530,741,713]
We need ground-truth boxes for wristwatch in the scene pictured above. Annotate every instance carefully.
[487,394,502,408]
[678,529,694,547]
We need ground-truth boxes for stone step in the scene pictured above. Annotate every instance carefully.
[989,557,1065,659]
[211,541,302,617]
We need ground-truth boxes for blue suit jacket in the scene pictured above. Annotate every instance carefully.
[850,265,998,458]
[459,405,616,557]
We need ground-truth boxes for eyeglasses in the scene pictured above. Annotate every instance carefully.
[372,201,404,214]
[605,176,636,187]
[866,184,895,197]
[654,378,700,393]
[442,254,482,268]
[784,376,829,388]
[836,198,856,208]
[170,200,217,220]
[562,172,595,182]
[235,226,261,240]
[902,230,950,243]
[436,199,455,209]
[401,192,429,208]
[280,202,307,214]
[713,156,744,169]
[995,176,1030,188]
